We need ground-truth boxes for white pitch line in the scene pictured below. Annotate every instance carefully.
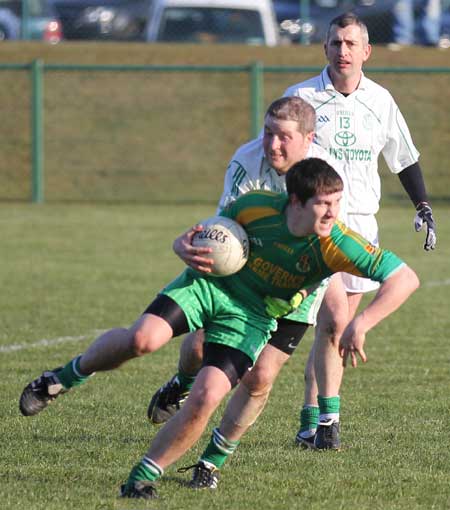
[424,278,450,288]
[0,330,104,354]
[1,278,449,354]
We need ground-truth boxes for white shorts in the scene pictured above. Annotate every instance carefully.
[341,214,380,294]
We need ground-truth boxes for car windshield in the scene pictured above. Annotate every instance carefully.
[157,7,265,44]
[0,0,51,16]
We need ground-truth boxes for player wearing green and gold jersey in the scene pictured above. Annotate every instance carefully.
[19,158,419,499]
[162,188,399,364]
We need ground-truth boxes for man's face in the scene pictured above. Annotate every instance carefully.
[324,23,371,82]
[296,191,342,237]
[263,116,314,175]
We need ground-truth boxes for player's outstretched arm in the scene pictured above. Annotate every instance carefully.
[172,225,214,273]
[339,265,419,367]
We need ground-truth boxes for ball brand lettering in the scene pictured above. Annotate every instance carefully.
[192,216,248,276]
[197,228,228,244]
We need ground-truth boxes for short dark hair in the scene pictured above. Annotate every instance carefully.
[286,158,343,205]
[326,12,369,45]
[265,96,316,135]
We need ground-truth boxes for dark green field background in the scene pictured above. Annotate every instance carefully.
[1,42,449,204]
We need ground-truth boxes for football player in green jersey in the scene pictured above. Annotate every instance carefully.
[19,158,418,499]
[146,96,347,454]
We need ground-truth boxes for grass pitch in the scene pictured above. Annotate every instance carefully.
[1,202,450,510]
[1,43,450,205]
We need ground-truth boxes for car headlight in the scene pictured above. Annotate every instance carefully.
[82,7,116,24]
[280,19,315,36]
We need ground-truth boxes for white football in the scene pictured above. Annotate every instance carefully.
[192,216,249,276]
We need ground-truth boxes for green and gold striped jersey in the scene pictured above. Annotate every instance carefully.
[217,191,403,314]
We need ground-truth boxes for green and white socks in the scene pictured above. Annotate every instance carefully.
[200,427,240,469]
[318,395,340,424]
[175,371,196,394]
[56,355,92,389]
[125,456,164,489]
[298,405,319,439]
[129,427,238,488]
[298,396,340,439]
[124,427,236,490]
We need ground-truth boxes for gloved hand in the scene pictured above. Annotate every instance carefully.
[264,292,304,319]
[414,202,436,251]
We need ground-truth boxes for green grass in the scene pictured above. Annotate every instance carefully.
[1,202,450,510]
[0,42,450,204]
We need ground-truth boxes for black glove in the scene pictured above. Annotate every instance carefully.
[414,202,436,251]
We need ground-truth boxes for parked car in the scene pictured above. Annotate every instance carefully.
[146,0,280,46]
[274,0,450,45]
[0,0,62,41]
[274,0,396,44]
[0,6,19,39]
[49,0,151,40]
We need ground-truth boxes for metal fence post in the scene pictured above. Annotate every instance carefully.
[300,0,311,45]
[250,61,264,139]
[21,0,30,40]
[31,59,44,204]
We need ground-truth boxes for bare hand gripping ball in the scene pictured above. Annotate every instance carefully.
[192,216,249,276]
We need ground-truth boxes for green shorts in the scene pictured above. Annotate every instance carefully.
[284,278,329,325]
[162,270,277,363]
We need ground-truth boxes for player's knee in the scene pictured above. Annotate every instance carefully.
[242,364,274,396]
[318,314,347,348]
[131,328,160,356]
[189,385,224,415]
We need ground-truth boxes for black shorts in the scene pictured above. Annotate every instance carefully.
[143,294,189,337]
[202,320,309,386]
[202,342,253,388]
[144,294,252,387]
[144,296,308,382]
[268,318,310,355]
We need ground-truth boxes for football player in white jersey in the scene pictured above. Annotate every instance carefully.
[217,122,346,214]
[282,12,436,449]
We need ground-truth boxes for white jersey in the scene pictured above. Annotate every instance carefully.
[217,138,349,221]
[284,67,420,215]
[217,138,346,324]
